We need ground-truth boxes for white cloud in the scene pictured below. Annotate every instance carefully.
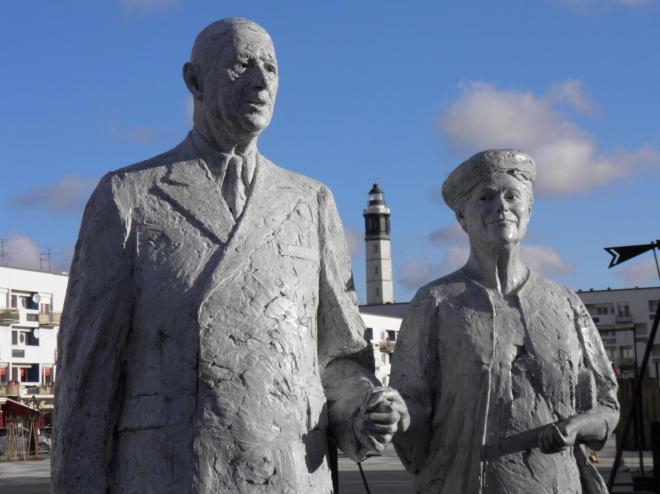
[520,245,574,276]
[121,0,180,11]
[10,175,98,214]
[344,227,364,257]
[614,256,660,286]
[549,80,599,115]
[108,118,160,144]
[399,224,469,290]
[429,222,467,247]
[438,82,660,195]
[399,257,447,291]
[0,235,74,273]
[1,235,41,270]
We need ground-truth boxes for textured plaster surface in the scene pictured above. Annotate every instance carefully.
[391,149,619,493]
[52,18,391,493]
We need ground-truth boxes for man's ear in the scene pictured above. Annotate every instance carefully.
[183,62,203,100]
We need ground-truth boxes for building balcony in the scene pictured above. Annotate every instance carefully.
[39,312,61,327]
[0,382,21,396]
[0,382,54,398]
[0,308,20,324]
[379,339,396,353]
[590,313,616,326]
[16,309,40,328]
[617,314,633,323]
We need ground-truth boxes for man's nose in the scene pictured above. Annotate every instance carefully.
[249,64,270,90]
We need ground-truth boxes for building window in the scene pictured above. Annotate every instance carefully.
[621,346,634,360]
[42,367,53,386]
[40,303,50,315]
[618,304,631,318]
[386,330,397,341]
[25,364,39,383]
[650,300,659,313]
[0,366,7,384]
[26,331,39,346]
[10,295,17,308]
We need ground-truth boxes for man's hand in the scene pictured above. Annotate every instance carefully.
[353,387,410,453]
[538,418,579,453]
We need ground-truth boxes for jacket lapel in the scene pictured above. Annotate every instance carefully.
[153,158,235,245]
[198,155,304,307]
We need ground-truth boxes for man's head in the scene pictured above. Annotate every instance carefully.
[183,18,278,147]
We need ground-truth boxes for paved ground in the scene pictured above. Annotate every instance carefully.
[0,438,653,493]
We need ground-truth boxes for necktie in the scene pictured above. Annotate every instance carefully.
[222,155,247,219]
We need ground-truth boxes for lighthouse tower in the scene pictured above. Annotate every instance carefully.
[363,183,394,304]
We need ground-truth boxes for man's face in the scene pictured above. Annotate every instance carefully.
[201,26,278,140]
[458,172,532,249]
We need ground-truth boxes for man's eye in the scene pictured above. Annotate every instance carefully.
[233,61,249,73]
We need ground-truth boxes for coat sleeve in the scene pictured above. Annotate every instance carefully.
[316,185,379,462]
[572,293,620,451]
[52,174,135,492]
[390,288,438,474]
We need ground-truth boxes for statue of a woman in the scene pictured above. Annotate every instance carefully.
[391,149,618,493]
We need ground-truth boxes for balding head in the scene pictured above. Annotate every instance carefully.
[183,18,279,151]
[190,18,274,76]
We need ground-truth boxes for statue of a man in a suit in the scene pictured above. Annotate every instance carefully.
[53,17,408,493]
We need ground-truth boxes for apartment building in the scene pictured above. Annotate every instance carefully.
[577,286,660,378]
[0,266,67,401]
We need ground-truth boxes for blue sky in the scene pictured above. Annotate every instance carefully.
[1,0,659,303]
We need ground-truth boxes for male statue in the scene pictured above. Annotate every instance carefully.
[53,18,408,493]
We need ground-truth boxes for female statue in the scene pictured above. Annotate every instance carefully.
[391,149,618,493]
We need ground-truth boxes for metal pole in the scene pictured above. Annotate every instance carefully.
[608,298,660,490]
[632,325,645,476]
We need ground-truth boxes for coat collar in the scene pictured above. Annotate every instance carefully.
[153,133,306,295]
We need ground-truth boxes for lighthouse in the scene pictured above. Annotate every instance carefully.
[363,183,394,304]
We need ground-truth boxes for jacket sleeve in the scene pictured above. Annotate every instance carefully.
[52,174,135,492]
[316,185,379,462]
[390,288,438,474]
[572,294,620,451]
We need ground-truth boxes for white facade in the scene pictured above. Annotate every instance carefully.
[360,312,402,386]
[577,286,660,378]
[0,266,68,398]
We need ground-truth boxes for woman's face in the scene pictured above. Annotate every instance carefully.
[458,172,532,249]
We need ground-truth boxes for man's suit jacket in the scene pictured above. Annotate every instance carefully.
[52,132,375,493]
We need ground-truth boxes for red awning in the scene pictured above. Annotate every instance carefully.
[0,397,39,418]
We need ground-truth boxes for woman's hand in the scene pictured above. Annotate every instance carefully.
[538,418,579,453]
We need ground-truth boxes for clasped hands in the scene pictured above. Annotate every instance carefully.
[353,386,410,454]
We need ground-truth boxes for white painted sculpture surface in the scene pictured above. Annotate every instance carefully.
[391,149,619,493]
[52,18,408,493]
